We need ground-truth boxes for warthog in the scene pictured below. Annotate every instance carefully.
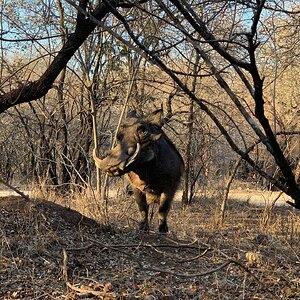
[93,109,184,233]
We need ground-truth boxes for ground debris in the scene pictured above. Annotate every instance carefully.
[0,196,300,299]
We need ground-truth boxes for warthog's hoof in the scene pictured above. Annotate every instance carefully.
[158,223,168,234]
[139,221,149,232]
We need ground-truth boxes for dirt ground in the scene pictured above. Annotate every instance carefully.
[0,193,300,299]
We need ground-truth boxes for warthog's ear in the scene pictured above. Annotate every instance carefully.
[151,133,162,141]
[127,110,137,118]
[143,149,155,162]
[147,109,164,127]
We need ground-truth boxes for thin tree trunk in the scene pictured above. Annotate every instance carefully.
[182,52,200,206]
[56,0,70,189]
[219,156,242,226]
[90,92,101,199]
[181,100,193,206]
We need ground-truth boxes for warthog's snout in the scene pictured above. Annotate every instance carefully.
[93,143,141,176]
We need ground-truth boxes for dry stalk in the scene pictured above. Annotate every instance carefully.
[62,249,68,282]
[219,156,242,226]
[261,191,283,230]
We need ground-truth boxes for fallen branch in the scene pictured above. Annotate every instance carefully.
[142,260,232,277]
[189,239,280,299]
[88,238,231,277]
[62,248,116,298]
[83,238,203,250]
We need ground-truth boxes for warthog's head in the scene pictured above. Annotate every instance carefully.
[93,109,163,177]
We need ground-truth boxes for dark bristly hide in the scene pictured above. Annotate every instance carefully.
[93,109,184,233]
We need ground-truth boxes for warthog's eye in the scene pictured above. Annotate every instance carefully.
[138,125,148,138]
[117,132,124,141]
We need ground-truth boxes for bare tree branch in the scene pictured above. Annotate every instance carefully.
[0,1,111,113]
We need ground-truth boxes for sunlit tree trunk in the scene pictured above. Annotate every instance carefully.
[182,53,200,206]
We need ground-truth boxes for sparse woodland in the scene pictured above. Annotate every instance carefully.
[0,0,300,299]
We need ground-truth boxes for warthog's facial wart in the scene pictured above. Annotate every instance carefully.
[125,142,141,168]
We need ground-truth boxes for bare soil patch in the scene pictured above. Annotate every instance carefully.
[0,194,300,299]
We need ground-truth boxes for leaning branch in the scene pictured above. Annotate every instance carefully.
[109,4,299,205]
[0,176,30,202]
[168,0,252,70]
[155,0,270,149]
[0,1,110,113]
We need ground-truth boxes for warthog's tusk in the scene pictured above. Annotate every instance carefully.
[93,147,104,169]
[125,143,141,167]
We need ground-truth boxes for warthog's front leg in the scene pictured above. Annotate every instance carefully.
[158,191,175,233]
[133,188,149,232]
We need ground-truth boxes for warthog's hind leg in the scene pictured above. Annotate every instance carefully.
[158,192,174,233]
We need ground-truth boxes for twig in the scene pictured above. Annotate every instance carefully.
[71,237,279,298]
[65,282,114,297]
[142,242,211,263]
[160,236,199,247]
[65,243,95,252]
[88,239,204,251]
[176,248,211,263]
[160,236,279,298]
[143,260,232,278]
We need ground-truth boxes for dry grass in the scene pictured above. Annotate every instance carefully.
[0,190,300,299]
